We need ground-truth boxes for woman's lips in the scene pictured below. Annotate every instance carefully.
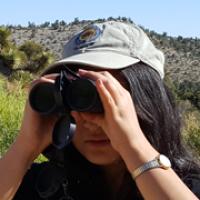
[85,139,111,147]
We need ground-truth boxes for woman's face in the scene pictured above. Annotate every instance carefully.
[72,115,121,166]
[71,67,128,166]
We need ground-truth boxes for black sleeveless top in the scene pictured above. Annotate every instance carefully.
[14,144,200,200]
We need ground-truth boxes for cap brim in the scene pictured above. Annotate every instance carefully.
[47,51,140,71]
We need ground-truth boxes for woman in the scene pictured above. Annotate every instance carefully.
[1,20,200,199]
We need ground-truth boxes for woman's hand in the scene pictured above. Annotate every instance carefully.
[0,74,60,200]
[18,74,59,155]
[72,69,154,159]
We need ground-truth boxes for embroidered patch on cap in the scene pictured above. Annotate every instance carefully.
[75,25,102,49]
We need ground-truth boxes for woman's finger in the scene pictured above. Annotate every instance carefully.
[96,79,117,116]
[42,73,60,80]
[79,69,125,104]
[78,69,106,81]
[29,74,59,90]
[101,78,125,106]
[79,69,126,89]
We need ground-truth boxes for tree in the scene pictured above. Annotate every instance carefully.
[162,32,167,37]
[107,16,115,21]
[177,36,183,41]
[18,41,54,73]
[0,46,27,70]
[19,41,43,59]
[28,21,36,29]
[40,22,50,28]
[0,27,27,70]
[121,17,128,22]
[0,27,11,48]
[73,17,79,25]
[0,28,55,73]
[51,20,60,29]
[59,20,66,26]
[176,80,200,110]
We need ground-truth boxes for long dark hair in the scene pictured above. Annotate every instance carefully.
[121,62,200,179]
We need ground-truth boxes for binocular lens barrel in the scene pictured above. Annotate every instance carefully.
[66,79,100,112]
[29,78,103,114]
[29,82,57,114]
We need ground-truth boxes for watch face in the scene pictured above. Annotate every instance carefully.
[159,154,171,169]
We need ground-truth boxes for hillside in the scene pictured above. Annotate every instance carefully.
[3,19,200,82]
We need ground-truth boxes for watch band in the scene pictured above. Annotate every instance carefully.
[131,154,171,180]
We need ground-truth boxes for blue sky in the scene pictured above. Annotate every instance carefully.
[0,0,199,38]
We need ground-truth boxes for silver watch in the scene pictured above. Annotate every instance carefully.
[132,154,171,180]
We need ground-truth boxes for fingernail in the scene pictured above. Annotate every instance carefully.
[78,69,87,74]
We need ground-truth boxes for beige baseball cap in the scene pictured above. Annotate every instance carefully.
[48,21,165,78]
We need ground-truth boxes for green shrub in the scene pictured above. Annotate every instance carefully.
[0,46,28,70]
[176,80,200,109]
[0,77,25,155]
[8,71,34,87]
[0,76,47,162]
[182,111,200,158]
[18,41,55,73]
[0,26,11,48]
[0,27,55,74]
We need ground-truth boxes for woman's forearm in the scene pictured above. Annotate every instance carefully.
[0,134,39,200]
[135,167,198,200]
[122,137,198,200]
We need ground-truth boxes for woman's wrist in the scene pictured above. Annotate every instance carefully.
[14,133,42,165]
[119,133,159,173]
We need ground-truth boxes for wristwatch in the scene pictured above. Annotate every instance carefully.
[132,154,171,180]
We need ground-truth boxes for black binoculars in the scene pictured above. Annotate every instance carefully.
[29,67,103,149]
[29,67,103,115]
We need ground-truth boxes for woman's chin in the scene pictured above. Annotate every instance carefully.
[84,152,121,166]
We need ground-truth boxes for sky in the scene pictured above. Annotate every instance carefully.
[0,0,199,38]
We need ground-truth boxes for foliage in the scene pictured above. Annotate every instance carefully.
[0,46,27,70]
[165,76,200,157]
[19,41,43,59]
[0,26,11,48]
[0,27,28,70]
[40,21,50,28]
[51,20,60,30]
[0,76,25,154]
[17,41,54,73]
[165,76,200,111]
[164,74,179,100]
[182,111,200,158]
[8,70,34,86]
[175,80,200,109]
[28,21,36,29]
[0,27,55,75]
[0,76,47,162]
